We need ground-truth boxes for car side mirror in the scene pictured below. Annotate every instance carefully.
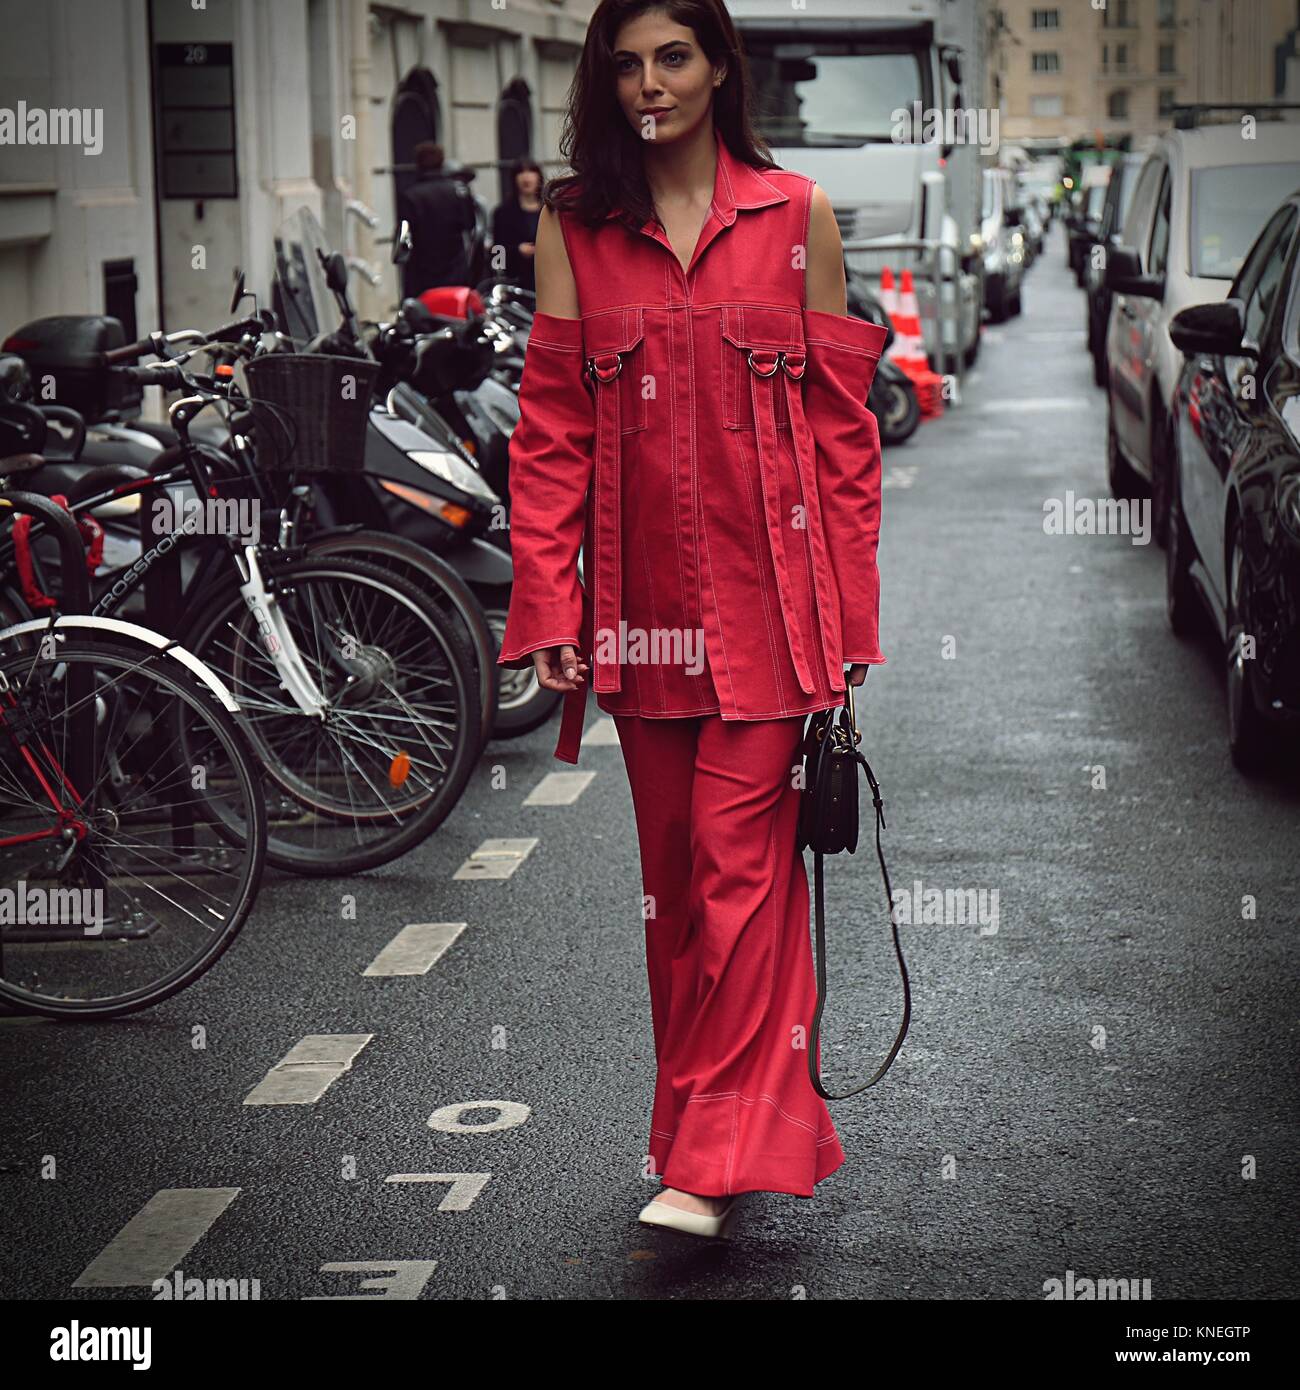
[393,219,413,265]
[1169,298,1253,357]
[1105,243,1164,298]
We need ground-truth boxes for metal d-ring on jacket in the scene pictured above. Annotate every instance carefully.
[497,134,889,763]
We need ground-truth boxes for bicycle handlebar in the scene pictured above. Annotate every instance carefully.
[102,317,265,367]
[117,363,187,390]
[102,337,156,366]
[204,315,266,346]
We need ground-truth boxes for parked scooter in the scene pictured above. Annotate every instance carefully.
[271,208,560,737]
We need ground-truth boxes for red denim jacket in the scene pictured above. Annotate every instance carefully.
[498,134,888,764]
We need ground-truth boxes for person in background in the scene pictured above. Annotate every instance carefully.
[491,157,545,292]
[398,140,476,296]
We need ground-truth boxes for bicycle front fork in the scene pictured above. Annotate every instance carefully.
[234,546,329,719]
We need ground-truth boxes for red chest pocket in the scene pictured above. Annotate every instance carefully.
[720,305,806,431]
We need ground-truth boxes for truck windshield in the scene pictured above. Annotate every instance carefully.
[1190,161,1300,279]
[743,37,926,146]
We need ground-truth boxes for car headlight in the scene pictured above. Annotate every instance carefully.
[1277,471,1300,543]
[984,245,1004,272]
[408,449,499,503]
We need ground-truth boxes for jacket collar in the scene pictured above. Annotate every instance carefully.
[603,131,788,229]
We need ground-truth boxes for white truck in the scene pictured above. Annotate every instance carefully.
[728,0,985,377]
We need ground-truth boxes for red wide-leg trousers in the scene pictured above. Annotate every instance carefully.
[612,711,846,1198]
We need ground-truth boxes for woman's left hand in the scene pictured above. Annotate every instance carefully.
[846,664,870,687]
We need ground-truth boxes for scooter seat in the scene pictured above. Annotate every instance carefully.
[0,452,44,477]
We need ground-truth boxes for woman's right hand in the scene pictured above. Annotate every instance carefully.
[532,644,588,692]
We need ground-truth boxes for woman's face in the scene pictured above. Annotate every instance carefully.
[612,7,724,146]
[516,168,541,198]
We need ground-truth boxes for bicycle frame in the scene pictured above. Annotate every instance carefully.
[0,391,332,721]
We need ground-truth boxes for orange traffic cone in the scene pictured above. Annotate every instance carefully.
[889,268,944,420]
[879,265,900,326]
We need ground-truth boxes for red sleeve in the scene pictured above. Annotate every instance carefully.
[801,308,889,666]
[496,311,593,670]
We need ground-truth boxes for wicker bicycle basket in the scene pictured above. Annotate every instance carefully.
[241,353,381,474]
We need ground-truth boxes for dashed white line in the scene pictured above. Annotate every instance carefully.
[72,1187,240,1288]
[524,771,596,805]
[243,1034,373,1105]
[452,837,538,881]
[363,922,466,977]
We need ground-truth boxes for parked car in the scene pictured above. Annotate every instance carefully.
[1165,192,1300,770]
[982,167,1025,322]
[1085,152,1147,386]
[1021,199,1045,263]
[1104,121,1300,546]
[1068,164,1111,284]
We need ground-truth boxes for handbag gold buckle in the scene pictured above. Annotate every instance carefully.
[844,681,862,745]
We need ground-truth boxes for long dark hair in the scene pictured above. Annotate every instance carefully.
[545,0,776,230]
[506,156,545,206]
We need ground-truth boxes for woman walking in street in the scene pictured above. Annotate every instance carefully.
[491,157,545,292]
[497,0,888,1239]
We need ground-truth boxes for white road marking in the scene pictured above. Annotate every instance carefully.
[384,1173,492,1210]
[304,1260,438,1300]
[524,771,596,805]
[452,837,537,880]
[72,1187,240,1288]
[427,1100,531,1133]
[583,718,620,745]
[883,465,918,489]
[243,1034,373,1105]
[363,923,466,977]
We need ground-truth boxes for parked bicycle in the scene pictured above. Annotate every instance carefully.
[0,461,267,1019]
[0,337,483,877]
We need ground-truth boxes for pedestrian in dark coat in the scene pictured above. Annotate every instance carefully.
[397,141,476,296]
[491,157,544,292]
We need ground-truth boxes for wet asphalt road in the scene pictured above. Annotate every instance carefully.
[2,222,1297,1303]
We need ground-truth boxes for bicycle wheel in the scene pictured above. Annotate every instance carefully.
[303,528,499,747]
[182,555,481,875]
[0,632,267,1019]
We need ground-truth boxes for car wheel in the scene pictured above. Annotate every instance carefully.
[963,326,981,368]
[1106,394,1137,500]
[1009,286,1023,316]
[1165,441,1198,637]
[1149,406,1174,550]
[1224,523,1271,773]
[986,275,1007,323]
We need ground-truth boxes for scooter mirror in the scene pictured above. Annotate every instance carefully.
[323,251,349,295]
[230,269,246,315]
[393,220,413,265]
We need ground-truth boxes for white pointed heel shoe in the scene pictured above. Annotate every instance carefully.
[637,1192,737,1239]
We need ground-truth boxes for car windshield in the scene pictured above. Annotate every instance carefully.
[743,35,925,145]
[1190,161,1300,278]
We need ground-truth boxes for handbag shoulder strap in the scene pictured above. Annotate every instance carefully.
[807,749,911,1101]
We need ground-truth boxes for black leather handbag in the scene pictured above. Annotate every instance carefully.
[797,682,910,1100]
